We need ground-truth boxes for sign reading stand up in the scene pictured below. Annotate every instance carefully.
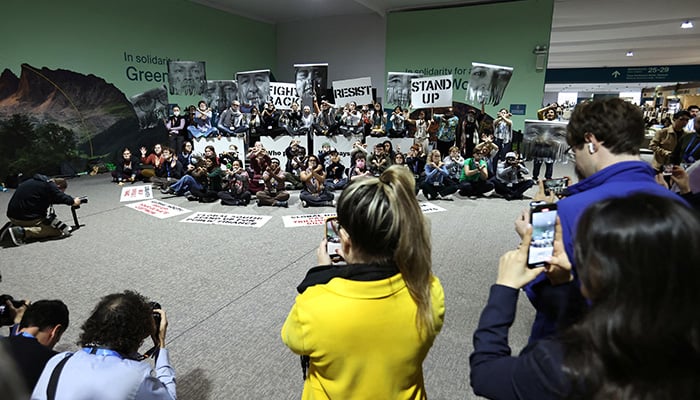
[410,74,453,108]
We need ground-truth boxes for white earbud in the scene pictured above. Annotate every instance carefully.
[588,143,596,154]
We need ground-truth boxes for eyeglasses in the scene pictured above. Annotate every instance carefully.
[565,146,576,162]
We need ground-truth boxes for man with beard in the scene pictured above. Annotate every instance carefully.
[167,61,205,96]
[520,98,685,343]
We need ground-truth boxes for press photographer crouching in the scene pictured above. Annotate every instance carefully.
[31,291,175,400]
[5,175,84,246]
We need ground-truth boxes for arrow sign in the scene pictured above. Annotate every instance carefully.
[612,70,621,78]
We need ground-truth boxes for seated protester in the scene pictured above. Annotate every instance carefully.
[339,101,363,137]
[469,195,700,400]
[218,160,251,206]
[300,155,335,208]
[298,105,315,136]
[112,148,144,184]
[361,104,373,136]
[369,143,391,177]
[165,105,187,156]
[187,100,218,139]
[443,145,465,184]
[317,142,332,170]
[256,158,290,208]
[312,99,339,136]
[179,141,195,169]
[247,144,272,194]
[217,100,248,137]
[260,102,286,138]
[284,139,307,190]
[421,149,457,201]
[202,145,220,167]
[393,151,407,167]
[475,133,499,178]
[383,140,398,161]
[186,156,223,203]
[283,102,303,135]
[458,148,494,198]
[32,291,175,400]
[406,144,427,192]
[247,106,263,143]
[6,175,82,246]
[350,141,368,168]
[369,102,387,137]
[1,300,69,391]
[349,153,372,181]
[150,147,184,190]
[139,143,164,181]
[218,144,241,169]
[388,106,407,138]
[162,156,213,197]
[324,148,347,191]
[494,152,534,200]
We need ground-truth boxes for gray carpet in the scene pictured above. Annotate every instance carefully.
[0,160,576,399]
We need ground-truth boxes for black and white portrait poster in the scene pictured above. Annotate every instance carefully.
[521,119,569,163]
[236,69,271,109]
[129,86,169,129]
[167,61,207,96]
[466,62,513,106]
[203,80,238,114]
[386,72,422,109]
[294,63,328,100]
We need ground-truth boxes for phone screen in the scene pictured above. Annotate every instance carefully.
[325,217,344,263]
[528,204,557,267]
[543,177,569,196]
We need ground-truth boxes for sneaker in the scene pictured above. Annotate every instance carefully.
[483,189,495,197]
[301,200,308,208]
[441,194,454,201]
[256,200,262,207]
[469,195,478,200]
[275,200,289,208]
[160,187,174,195]
[8,226,25,246]
[186,194,198,201]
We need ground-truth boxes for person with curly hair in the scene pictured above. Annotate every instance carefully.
[31,290,175,400]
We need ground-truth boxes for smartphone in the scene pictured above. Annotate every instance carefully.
[662,164,673,176]
[528,203,557,268]
[325,217,344,263]
[542,177,569,196]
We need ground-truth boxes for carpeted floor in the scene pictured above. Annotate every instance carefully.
[0,160,576,399]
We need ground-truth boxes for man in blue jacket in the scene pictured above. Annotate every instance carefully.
[524,98,685,342]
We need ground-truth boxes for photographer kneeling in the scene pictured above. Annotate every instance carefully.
[32,291,175,400]
[6,175,82,246]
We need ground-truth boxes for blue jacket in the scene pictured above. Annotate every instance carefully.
[470,285,570,400]
[524,161,685,341]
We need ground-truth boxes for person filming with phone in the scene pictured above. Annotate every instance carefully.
[31,291,175,400]
[493,152,533,200]
[470,194,700,400]
[281,165,445,400]
[6,175,83,246]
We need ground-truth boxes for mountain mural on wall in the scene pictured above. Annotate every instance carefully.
[0,64,164,161]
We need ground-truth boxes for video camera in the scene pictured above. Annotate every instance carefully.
[73,196,88,209]
[0,295,25,326]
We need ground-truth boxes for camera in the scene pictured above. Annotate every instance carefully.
[73,196,88,209]
[45,213,72,235]
[149,301,162,330]
[0,295,26,326]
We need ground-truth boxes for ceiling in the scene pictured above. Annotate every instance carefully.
[190,0,700,92]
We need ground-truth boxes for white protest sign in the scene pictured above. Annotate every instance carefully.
[181,212,272,228]
[269,82,300,110]
[410,74,453,108]
[332,77,373,106]
[125,200,191,219]
[193,136,246,168]
[119,185,153,202]
[261,135,307,161]
[282,213,337,228]
[420,202,447,214]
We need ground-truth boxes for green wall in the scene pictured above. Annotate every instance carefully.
[0,0,275,106]
[386,0,554,129]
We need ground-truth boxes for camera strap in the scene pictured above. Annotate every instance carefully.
[46,353,73,400]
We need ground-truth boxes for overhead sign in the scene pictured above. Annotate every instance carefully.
[545,65,700,84]
[410,74,453,108]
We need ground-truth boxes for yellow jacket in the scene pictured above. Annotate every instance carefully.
[281,272,445,400]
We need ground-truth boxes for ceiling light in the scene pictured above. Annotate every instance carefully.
[626,51,634,57]
[681,20,694,29]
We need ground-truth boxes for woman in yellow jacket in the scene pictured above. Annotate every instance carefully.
[281,165,445,400]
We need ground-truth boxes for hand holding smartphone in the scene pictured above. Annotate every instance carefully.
[527,202,557,268]
[325,217,344,263]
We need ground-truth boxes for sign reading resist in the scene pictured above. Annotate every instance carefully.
[410,74,453,108]
[332,77,373,106]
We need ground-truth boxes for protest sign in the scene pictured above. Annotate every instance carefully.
[420,202,447,214]
[270,82,300,110]
[282,213,337,228]
[332,77,373,106]
[181,212,271,228]
[410,74,453,108]
[126,200,191,219]
[120,185,153,202]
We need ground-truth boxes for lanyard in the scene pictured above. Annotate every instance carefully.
[82,347,123,359]
[20,331,35,339]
